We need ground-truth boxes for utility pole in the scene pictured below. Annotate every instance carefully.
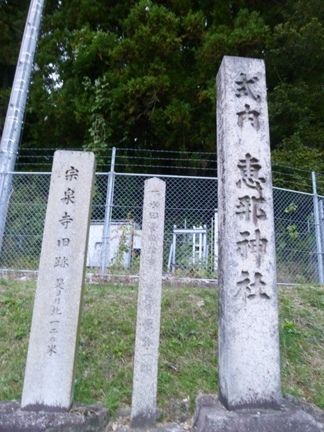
[0,0,45,252]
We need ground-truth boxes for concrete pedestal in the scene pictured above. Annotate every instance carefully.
[0,401,108,432]
[193,395,323,432]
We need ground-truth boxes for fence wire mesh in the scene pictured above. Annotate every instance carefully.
[0,170,323,284]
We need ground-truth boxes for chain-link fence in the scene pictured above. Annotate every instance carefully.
[0,169,323,284]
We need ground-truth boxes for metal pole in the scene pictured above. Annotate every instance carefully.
[172,225,176,272]
[203,224,208,264]
[198,228,202,261]
[214,210,218,272]
[100,147,116,276]
[192,228,196,265]
[312,171,324,284]
[320,199,324,268]
[0,0,45,252]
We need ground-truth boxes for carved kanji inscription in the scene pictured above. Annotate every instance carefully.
[235,270,271,299]
[235,72,261,102]
[237,104,260,130]
[236,195,267,223]
[236,229,268,267]
[237,153,265,197]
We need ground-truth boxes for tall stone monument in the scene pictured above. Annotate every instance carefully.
[217,56,281,409]
[21,151,95,411]
[131,177,166,427]
[194,56,323,432]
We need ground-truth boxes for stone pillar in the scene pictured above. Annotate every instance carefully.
[131,177,166,427]
[217,56,281,409]
[21,151,95,411]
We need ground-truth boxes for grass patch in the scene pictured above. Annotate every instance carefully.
[279,285,324,407]
[0,279,323,419]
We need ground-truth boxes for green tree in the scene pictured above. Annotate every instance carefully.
[0,0,323,175]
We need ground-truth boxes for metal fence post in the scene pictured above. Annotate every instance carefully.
[312,171,324,284]
[0,172,9,253]
[100,147,116,276]
[320,199,324,269]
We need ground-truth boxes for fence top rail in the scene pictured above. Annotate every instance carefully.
[273,185,313,197]
[3,171,321,197]
[6,171,219,181]
[5,171,52,175]
[5,171,217,181]
[113,171,219,181]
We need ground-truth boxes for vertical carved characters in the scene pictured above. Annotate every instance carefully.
[217,56,281,409]
[234,74,270,300]
[22,151,95,410]
[139,189,162,349]
[235,72,261,130]
[48,165,79,356]
[131,178,166,427]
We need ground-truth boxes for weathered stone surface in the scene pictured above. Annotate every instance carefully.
[21,151,96,411]
[216,56,281,409]
[193,395,324,432]
[131,178,166,427]
[0,401,108,432]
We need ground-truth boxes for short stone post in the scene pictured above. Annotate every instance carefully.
[21,151,95,410]
[131,177,166,427]
[217,55,281,409]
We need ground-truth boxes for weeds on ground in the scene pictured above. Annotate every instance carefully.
[279,286,324,408]
[0,279,323,420]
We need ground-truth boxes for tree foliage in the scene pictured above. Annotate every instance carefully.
[0,0,323,171]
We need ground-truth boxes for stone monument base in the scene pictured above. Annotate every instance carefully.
[0,401,108,432]
[193,395,323,432]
